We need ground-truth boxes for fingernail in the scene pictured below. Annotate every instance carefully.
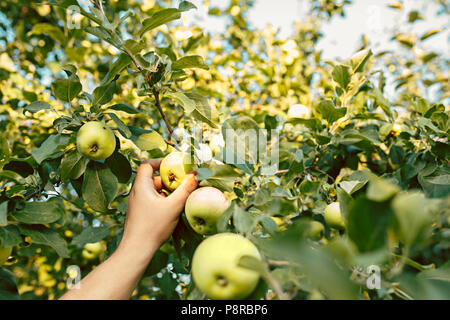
[187,171,198,176]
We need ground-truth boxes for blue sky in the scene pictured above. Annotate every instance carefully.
[184,0,449,60]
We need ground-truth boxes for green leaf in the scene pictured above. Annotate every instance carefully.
[196,168,213,181]
[13,198,64,224]
[339,180,366,195]
[72,226,111,248]
[418,261,450,283]
[332,65,351,90]
[350,49,372,73]
[253,188,271,206]
[392,192,432,246]
[165,91,196,114]
[420,29,441,41]
[221,116,261,166]
[172,55,209,70]
[0,225,22,248]
[28,23,66,44]
[367,175,400,202]
[0,135,10,170]
[233,207,255,234]
[140,8,182,37]
[51,76,82,102]
[100,54,132,86]
[369,88,392,118]
[85,26,116,46]
[418,165,450,198]
[199,164,242,192]
[31,134,70,164]
[300,179,321,196]
[3,160,33,178]
[60,150,89,180]
[82,162,118,212]
[399,262,450,300]
[123,39,145,55]
[107,113,131,138]
[317,100,347,124]
[107,103,139,114]
[217,205,234,233]
[336,187,353,221]
[347,196,393,253]
[185,92,219,128]
[0,268,20,300]
[105,152,132,184]
[19,225,69,258]
[144,250,169,276]
[179,1,197,11]
[129,127,167,152]
[238,255,266,274]
[184,34,205,53]
[23,101,51,113]
[0,202,6,226]
[93,81,116,106]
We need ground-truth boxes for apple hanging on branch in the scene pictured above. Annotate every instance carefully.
[160,151,195,191]
[191,233,261,300]
[76,121,116,160]
[185,187,231,235]
[82,242,104,261]
[324,202,346,230]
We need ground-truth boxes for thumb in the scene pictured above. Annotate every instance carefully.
[134,162,158,195]
[166,173,198,211]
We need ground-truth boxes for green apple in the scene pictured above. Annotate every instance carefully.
[82,242,103,260]
[191,233,261,300]
[0,247,12,266]
[185,187,231,235]
[76,121,116,160]
[324,202,345,229]
[160,151,194,191]
[307,221,325,241]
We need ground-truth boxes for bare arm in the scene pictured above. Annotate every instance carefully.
[60,159,198,300]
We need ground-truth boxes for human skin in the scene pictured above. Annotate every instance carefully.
[60,159,198,300]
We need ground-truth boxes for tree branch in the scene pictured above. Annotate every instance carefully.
[152,87,178,143]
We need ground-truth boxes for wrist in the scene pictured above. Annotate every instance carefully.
[116,235,159,263]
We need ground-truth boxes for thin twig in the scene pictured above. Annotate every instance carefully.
[152,88,177,141]
[267,259,291,267]
[260,253,289,300]
[275,169,289,175]
[25,185,45,200]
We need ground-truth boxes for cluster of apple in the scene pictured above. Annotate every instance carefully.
[74,121,262,300]
[159,151,263,300]
[72,121,346,300]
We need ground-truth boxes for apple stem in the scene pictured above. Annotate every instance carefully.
[216,276,228,287]
[195,217,206,226]
[90,144,98,153]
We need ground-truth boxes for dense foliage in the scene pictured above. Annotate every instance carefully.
[0,0,448,300]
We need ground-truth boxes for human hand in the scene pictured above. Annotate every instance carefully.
[119,159,198,256]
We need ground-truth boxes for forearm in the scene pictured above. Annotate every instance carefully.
[60,240,158,300]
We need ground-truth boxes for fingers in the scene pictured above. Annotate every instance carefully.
[134,159,163,193]
[153,175,163,191]
[166,173,198,212]
[142,158,162,171]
